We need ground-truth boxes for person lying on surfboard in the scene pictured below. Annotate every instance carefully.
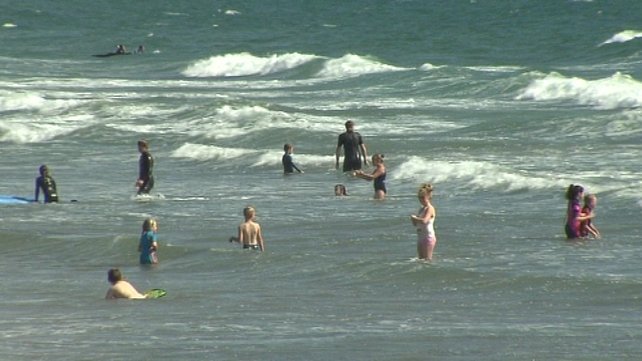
[105,268,147,299]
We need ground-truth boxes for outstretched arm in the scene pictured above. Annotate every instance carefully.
[355,164,384,181]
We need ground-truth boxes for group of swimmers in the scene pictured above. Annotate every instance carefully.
[34,121,601,298]
[281,120,437,260]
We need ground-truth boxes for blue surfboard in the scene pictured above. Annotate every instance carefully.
[0,195,32,205]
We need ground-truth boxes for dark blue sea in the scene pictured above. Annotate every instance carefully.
[1,1,642,359]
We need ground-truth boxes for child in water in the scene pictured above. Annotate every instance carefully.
[229,206,265,251]
[334,184,348,196]
[34,165,59,203]
[138,218,159,264]
[282,143,303,174]
[353,153,386,200]
[580,194,600,238]
[410,183,437,261]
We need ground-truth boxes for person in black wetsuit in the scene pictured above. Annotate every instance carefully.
[34,165,59,203]
[335,120,368,172]
[136,140,154,195]
[282,143,303,174]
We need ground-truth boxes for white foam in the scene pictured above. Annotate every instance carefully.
[172,143,255,161]
[182,52,320,77]
[252,151,333,168]
[392,156,567,192]
[0,114,95,143]
[516,72,642,109]
[2,23,17,28]
[0,92,46,111]
[599,30,642,46]
[419,63,442,71]
[316,54,408,79]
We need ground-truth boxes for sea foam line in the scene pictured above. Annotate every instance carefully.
[516,72,642,110]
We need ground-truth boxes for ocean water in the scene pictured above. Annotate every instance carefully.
[1,0,642,360]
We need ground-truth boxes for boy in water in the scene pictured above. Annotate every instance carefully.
[229,206,265,251]
[105,268,147,299]
[34,165,59,203]
[282,143,303,174]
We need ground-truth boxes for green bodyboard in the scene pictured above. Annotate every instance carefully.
[144,288,167,299]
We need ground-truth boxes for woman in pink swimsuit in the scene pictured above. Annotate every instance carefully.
[410,183,437,261]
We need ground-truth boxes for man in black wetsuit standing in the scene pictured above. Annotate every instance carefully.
[136,140,154,195]
[335,120,368,172]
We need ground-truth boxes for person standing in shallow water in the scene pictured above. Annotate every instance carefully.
[565,184,593,240]
[410,183,437,261]
[34,165,59,203]
[229,206,265,251]
[136,140,154,195]
[335,120,368,172]
[138,218,159,265]
[354,154,387,200]
[282,143,303,174]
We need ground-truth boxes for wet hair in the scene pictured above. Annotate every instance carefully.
[418,183,434,199]
[334,184,347,196]
[345,120,354,129]
[142,218,157,232]
[565,184,584,201]
[107,268,123,284]
[372,153,385,162]
[39,164,49,176]
[584,194,597,209]
[243,206,255,220]
[138,140,149,150]
[283,143,293,152]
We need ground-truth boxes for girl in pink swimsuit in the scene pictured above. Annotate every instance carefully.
[410,183,437,261]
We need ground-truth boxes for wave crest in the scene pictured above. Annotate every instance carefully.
[182,52,320,77]
[599,30,642,46]
[316,54,408,78]
[516,72,642,109]
[393,157,565,192]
